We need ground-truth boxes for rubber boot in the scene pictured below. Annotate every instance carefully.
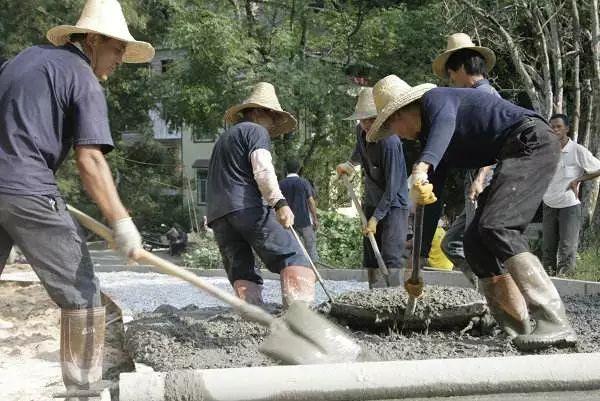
[233,280,264,305]
[367,268,387,289]
[480,274,531,339]
[455,261,479,291]
[60,307,105,400]
[505,252,577,351]
[280,265,316,307]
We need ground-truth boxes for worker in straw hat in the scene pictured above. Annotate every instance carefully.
[366,74,577,351]
[430,33,500,288]
[0,0,154,396]
[206,82,316,307]
[336,87,409,288]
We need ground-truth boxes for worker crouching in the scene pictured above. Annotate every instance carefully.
[367,75,577,351]
[206,82,315,307]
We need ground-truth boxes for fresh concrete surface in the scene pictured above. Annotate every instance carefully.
[406,390,600,400]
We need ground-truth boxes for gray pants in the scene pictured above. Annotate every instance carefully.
[441,199,477,268]
[542,203,581,275]
[296,225,318,261]
[0,194,101,309]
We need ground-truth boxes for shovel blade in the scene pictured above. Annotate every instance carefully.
[403,296,417,321]
[260,302,361,365]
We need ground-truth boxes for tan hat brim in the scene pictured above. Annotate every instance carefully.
[46,25,155,63]
[432,46,496,79]
[366,83,436,143]
[342,110,378,121]
[224,103,298,137]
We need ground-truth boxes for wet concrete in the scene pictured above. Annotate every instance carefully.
[124,292,600,372]
[326,286,488,331]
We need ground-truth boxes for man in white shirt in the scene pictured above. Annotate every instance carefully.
[543,114,600,276]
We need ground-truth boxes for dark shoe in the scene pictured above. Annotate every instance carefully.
[480,274,531,338]
[61,307,105,400]
[506,253,577,351]
[233,280,264,305]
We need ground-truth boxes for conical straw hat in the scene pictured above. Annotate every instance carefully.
[224,82,297,137]
[46,0,154,63]
[432,33,495,79]
[366,75,436,142]
[343,87,378,121]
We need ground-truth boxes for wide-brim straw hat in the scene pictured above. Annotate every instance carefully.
[46,0,155,63]
[343,87,378,121]
[366,75,436,142]
[224,82,297,137]
[432,33,496,79]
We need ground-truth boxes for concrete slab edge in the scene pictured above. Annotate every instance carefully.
[93,264,600,297]
[120,352,600,401]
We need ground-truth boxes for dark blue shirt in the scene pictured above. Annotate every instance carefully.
[419,87,540,170]
[350,126,409,220]
[206,121,271,224]
[279,174,315,228]
[0,45,114,195]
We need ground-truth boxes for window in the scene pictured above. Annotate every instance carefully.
[196,169,208,205]
[161,59,173,74]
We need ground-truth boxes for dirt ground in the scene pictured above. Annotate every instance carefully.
[124,287,600,372]
[0,270,132,401]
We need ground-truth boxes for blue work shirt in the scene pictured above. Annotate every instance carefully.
[350,126,409,221]
[0,44,114,195]
[206,121,271,224]
[279,174,315,228]
[418,87,540,170]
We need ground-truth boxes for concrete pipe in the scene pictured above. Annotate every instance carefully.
[120,353,600,401]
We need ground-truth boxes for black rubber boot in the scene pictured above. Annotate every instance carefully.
[60,307,105,400]
[480,274,531,339]
[505,252,577,351]
[233,280,264,306]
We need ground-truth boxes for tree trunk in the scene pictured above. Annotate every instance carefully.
[570,0,582,141]
[587,0,600,228]
[531,6,553,118]
[547,4,564,114]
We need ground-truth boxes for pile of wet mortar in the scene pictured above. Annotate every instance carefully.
[124,287,600,371]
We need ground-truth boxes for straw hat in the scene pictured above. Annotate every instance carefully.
[342,87,377,121]
[432,33,495,79]
[366,75,436,142]
[46,0,155,63]
[224,82,297,137]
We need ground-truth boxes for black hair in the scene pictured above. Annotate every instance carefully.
[445,49,488,78]
[286,159,301,174]
[550,113,570,127]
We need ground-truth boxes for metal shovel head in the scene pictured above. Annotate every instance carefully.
[259,302,362,365]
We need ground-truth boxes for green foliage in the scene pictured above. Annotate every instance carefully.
[316,210,362,268]
[182,233,223,269]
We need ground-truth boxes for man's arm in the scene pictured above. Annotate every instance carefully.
[569,146,600,196]
[372,142,403,221]
[75,145,129,223]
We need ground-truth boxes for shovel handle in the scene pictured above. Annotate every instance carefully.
[66,205,274,327]
[289,228,334,303]
[341,175,390,278]
[410,205,425,283]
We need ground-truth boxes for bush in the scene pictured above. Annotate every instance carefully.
[182,232,222,269]
[316,210,362,269]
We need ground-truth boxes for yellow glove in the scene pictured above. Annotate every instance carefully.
[336,162,355,179]
[362,216,377,236]
[410,180,437,205]
[404,278,424,299]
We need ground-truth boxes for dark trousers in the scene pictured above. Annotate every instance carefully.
[542,204,581,275]
[296,225,318,261]
[463,118,560,278]
[363,207,408,270]
[211,206,309,285]
[0,194,100,309]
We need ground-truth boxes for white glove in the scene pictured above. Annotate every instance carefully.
[112,217,142,258]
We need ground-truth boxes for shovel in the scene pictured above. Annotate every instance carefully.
[66,205,361,365]
[403,204,425,321]
[341,175,390,286]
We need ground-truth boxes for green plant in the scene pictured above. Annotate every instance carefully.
[316,210,362,269]
[182,233,223,269]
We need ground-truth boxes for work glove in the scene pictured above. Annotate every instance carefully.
[404,277,424,299]
[112,217,142,259]
[276,205,295,228]
[362,216,378,236]
[336,162,355,179]
[410,171,437,206]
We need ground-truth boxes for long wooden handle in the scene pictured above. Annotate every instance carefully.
[66,205,274,326]
[341,175,390,278]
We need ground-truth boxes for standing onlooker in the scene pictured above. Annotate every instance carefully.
[279,160,320,261]
[542,114,600,276]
